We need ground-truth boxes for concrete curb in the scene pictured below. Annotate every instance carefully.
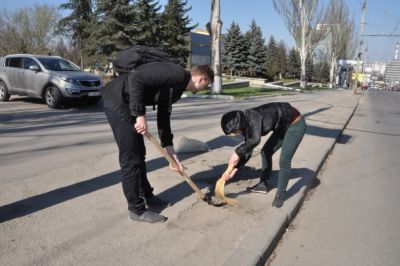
[223,96,361,266]
[181,94,235,100]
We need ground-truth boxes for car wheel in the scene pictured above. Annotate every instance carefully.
[0,81,11,102]
[45,86,63,109]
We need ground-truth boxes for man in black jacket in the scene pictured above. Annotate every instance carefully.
[220,102,306,208]
[102,62,213,223]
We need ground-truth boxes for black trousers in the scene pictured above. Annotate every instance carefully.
[104,107,154,214]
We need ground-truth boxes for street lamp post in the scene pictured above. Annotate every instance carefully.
[353,0,366,94]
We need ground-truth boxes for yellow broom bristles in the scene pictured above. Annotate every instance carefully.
[214,164,239,206]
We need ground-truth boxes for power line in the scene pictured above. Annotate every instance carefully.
[362,34,400,37]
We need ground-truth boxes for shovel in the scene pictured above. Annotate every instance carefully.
[144,131,210,203]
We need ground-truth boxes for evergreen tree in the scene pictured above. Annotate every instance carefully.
[58,0,94,68]
[277,40,287,80]
[160,0,196,65]
[321,61,330,82]
[133,0,162,47]
[265,35,279,81]
[287,47,300,78]
[95,0,136,58]
[312,61,329,82]
[244,20,266,77]
[222,21,247,76]
[313,62,322,82]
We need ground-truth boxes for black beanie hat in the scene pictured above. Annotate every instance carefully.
[221,110,245,135]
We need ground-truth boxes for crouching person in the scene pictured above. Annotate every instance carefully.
[102,62,214,223]
[220,102,306,208]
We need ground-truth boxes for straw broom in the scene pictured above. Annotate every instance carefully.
[214,164,239,206]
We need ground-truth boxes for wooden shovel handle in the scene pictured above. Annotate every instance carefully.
[144,132,207,200]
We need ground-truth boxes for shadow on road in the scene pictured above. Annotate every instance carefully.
[0,105,339,223]
[0,135,241,223]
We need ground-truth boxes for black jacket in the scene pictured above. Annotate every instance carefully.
[221,102,300,167]
[102,62,191,147]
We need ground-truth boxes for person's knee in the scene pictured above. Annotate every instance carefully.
[279,158,291,169]
[121,161,146,176]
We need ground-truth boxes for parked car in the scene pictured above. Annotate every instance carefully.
[0,54,102,108]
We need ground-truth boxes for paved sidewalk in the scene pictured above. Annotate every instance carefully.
[0,90,360,266]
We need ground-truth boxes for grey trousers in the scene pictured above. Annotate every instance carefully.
[261,117,306,192]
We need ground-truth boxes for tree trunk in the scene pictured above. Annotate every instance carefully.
[300,46,307,88]
[79,35,84,69]
[329,52,335,88]
[300,1,307,88]
[210,0,222,94]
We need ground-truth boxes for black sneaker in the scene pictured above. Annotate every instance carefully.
[247,182,270,194]
[129,210,167,224]
[144,196,173,208]
[272,191,285,208]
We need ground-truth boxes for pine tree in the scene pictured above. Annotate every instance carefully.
[160,0,196,65]
[133,0,162,47]
[265,35,279,81]
[321,61,330,82]
[58,0,94,68]
[95,0,136,58]
[277,40,287,80]
[313,62,322,82]
[244,20,266,77]
[222,21,247,76]
[287,47,300,78]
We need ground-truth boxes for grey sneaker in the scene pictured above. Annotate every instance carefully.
[247,182,270,194]
[129,210,167,224]
[272,191,285,208]
[144,196,173,208]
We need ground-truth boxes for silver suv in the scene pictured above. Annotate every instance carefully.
[0,54,103,108]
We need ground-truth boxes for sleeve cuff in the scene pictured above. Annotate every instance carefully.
[130,103,146,117]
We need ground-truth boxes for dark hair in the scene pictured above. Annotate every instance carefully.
[221,110,245,135]
[191,64,214,83]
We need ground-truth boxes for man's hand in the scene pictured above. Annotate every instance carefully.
[134,115,147,134]
[165,146,184,172]
[224,152,240,181]
[229,152,240,166]
[225,168,238,181]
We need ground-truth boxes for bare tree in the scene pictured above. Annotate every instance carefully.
[273,0,327,88]
[325,0,355,88]
[0,5,59,55]
[210,0,222,94]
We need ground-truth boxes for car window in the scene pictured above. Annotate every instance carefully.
[37,58,81,71]
[6,57,23,68]
[23,58,40,70]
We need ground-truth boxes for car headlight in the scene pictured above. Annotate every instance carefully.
[66,88,81,95]
[60,76,79,84]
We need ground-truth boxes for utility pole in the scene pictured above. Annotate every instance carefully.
[210,0,222,94]
[353,0,366,94]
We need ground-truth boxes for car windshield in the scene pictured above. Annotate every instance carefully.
[38,58,81,71]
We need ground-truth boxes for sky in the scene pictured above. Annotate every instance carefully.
[1,0,400,62]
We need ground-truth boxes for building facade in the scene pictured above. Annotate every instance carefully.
[385,61,400,84]
[189,29,211,67]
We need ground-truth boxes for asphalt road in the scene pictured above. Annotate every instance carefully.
[0,91,358,265]
[269,89,400,266]
[0,92,323,207]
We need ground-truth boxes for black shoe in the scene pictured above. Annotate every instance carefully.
[272,191,285,208]
[247,182,270,194]
[144,196,172,208]
[129,210,167,224]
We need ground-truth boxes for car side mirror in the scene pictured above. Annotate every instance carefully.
[29,65,40,72]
